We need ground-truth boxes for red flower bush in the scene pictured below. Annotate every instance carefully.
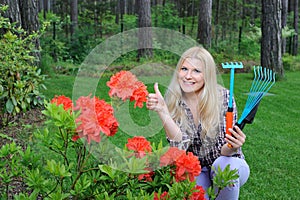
[51,95,73,111]
[48,71,208,199]
[107,70,149,108]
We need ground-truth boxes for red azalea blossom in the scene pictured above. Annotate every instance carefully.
[138,168,155,182]
[160,147,186,167]
[51,95,73,111]
[154,191,169,200]
[107,70,148,108]
[126,136,152,158]
[130,81,149,108]
[190,185,206,200]
[74,95,119,143]
[107,70,138,100]
[175,152,201,182]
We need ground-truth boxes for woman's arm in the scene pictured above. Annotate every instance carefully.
[221,90,246,156]
[146,83,182,141]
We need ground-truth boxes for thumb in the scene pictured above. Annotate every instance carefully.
[154,82,163,99]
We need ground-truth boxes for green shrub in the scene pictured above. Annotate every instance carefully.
[282,53,300,71]
[0,5,46,124]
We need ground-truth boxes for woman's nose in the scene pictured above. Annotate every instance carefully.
[185,70,192,79]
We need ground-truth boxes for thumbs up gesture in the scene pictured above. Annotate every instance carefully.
[146,83,167,113]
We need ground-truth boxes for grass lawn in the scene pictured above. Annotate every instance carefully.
[43,70,300,199]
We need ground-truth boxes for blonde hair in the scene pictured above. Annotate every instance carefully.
[165,46,221,138]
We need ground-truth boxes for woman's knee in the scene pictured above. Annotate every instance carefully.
[211,156,250,186]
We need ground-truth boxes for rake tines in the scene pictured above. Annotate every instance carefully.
[237,66,276,127]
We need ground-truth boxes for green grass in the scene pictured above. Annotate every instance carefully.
[43,70,300,199]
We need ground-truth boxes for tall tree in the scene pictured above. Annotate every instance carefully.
[70,0,78,37]
[137,0,153,59]
[213,0,220,46]
[197,0,212,48]
[281,0,288,54]
[261,0,284,77]
[291,0,298,55]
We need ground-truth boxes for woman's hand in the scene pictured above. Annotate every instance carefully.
[225,125,246,149]
[146,83,167,114]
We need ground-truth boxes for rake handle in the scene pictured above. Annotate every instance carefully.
[225,108,234,148]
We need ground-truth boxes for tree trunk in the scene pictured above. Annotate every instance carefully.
[120,0,125,32]
[190,0,196,35]
[197,0,212,48]
[281,0,288,54]
[261,0,284,77]
[214,0,220,46]
[137,0,153,60]
[291,0,298,55]
[19,0,41,64]
[238,0,247,51]
[115,0,120,24]
[70,0,78,37]
[0,0,22,25]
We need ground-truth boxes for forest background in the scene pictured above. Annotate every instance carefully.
[0,0,300,199]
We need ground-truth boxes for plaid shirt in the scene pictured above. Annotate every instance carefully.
[168,87,244,167]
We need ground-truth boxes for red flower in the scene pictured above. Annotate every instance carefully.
[154,191,169,200]
[130,81,149,108]
[175,152,201,182]
[71,135,80,142]
[51,95,73,111]
[126,136,152,158]
[107,70,148,108]
[190,185,206,200]
[160,147,186,167]
[138,168,155,182]
[74,95,118,143]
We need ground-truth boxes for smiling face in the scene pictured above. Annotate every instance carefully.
[178,58,205,96]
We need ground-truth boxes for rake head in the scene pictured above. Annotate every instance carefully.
[237,66,276,129]
[221,62,244,69]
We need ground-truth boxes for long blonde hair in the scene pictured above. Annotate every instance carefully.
[165,46,221,138]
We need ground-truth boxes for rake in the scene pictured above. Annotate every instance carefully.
[236,66,276,130]
[221,62,244,137]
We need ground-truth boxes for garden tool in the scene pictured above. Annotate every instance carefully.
[221,62,243,143]
[235,66,276,130]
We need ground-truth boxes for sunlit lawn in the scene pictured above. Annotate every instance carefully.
[44,70,300,199]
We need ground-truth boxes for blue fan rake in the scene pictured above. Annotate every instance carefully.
[236,66,276,130]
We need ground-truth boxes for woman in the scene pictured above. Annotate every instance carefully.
[146,46,250,199]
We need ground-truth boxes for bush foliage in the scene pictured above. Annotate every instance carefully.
[0,6,46,125]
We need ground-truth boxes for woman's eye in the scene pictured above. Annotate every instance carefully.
[194,69,201,73]
[181,67,188,71]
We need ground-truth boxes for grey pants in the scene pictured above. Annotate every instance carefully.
[196,156,250,200]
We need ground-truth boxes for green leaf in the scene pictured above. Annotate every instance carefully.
[25,168,48,191]
[99,164,116,180]
[46,160,72,178]
[5,99,14,113]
